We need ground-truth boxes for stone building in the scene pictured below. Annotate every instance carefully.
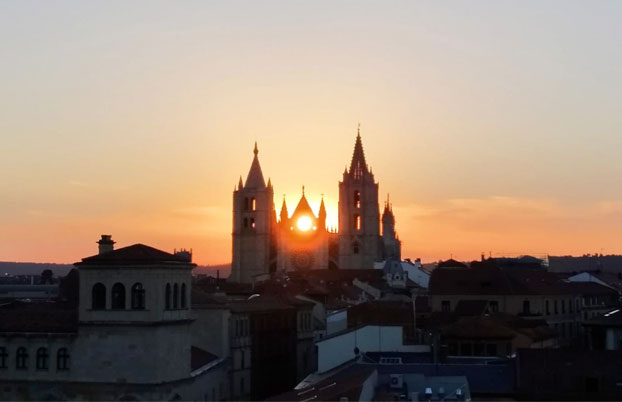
[0,236,228,401]
[230,130,401,284]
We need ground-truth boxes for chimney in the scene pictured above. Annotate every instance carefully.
[97,235,115,255]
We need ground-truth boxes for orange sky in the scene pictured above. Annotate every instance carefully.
[2,2,622,265]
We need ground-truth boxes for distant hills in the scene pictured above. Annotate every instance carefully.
[0,262,74,277]
[0,261,231,278]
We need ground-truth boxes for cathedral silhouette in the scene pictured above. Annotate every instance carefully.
[229,130,401,283]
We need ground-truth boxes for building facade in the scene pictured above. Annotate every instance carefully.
[0,237,229,401]
[230,130,401,283]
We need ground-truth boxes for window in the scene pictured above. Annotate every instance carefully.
[57,348,69,370]
[486,343,497,356]
[442,300,451,313]
[92,283,106,310]
[0,347,7,368]
[561,300,566,314]
[131,283,145,310]
[244,198,249,211]
[352,243,359,255]
[36,347,48,370]
[181,283,187,309]
[554,300,558,314]
[522,300,530,315]
[473,343,484,356]
[460,343,472,356]
[111,283,126,309]
[569,298,573,313]
[354,214,361,230]
[354,191,361,208]
[16,347,28,370]
[489,301,499,313]
[546,300,550,315]
[250,218,255,229]
[165,283,171,310]
[240,350,244,369]
[251,198,256,211]
[173,283,179,309]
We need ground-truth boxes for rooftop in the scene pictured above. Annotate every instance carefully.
[76,244,195,267]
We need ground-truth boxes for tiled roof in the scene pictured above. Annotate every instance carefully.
[0,301,77,333]
[76,244,194,266]
[429,264,577,296]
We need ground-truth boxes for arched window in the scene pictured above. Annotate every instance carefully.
[57,348,69,370]
[352,243,359,255]
[354,214,361,230]
[181,283,187,309]
[165,283,171,310]
[173,283,179,309]
[16,347,28,370]
[0,347,7,369]
[111,283,126,310]
[354,190,361,208]
[92,283,106,310]
[36,347,48,370]
[131,283,145,310]
[251,197,256,211]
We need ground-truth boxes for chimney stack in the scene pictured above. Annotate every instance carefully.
[97,235,115,255]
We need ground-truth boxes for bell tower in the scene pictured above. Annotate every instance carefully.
[338,128,381,269]
[230,143,276,283]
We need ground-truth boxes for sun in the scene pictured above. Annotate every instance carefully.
[296,216,313,231]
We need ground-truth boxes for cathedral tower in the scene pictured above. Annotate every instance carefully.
[338,130,382,269]
[382,194,401,260]
[230,143,276,283]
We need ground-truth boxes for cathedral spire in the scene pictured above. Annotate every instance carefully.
[245,142,266,188]
[349,127,368,179]
[280,195,289,223]
[238,176,243,190]
[319,195,327,228]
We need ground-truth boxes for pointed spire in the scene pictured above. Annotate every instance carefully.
[245,142,266,188]
[267,178,272,188]
[302,185,305,196]
[280,195,289,222]
[238,176,243,190]
[349,126,368,178]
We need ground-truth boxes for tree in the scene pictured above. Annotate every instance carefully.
[40,269,53,284]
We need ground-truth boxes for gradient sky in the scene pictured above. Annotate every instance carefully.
[2,1,622,265]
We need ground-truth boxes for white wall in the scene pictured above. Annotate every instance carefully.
[316,325,429,373]
[326,309,348,335]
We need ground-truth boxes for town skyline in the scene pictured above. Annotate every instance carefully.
[2,1,622,265]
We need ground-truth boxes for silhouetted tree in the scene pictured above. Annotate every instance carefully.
[59,269,79,306]
[40,269,53,284]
